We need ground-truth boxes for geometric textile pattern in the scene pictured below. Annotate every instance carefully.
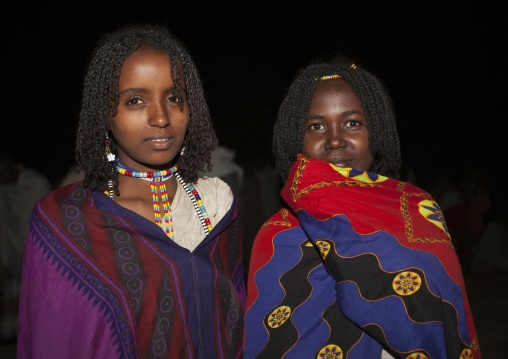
[460,348,473,359]
[245,156,481,359]
[18,182,245,359]
[315,240,331,259]
[406,353,429,359]
[317,344,343,359]
[418,199,451,239]
[392,271,422,296]
[330,164,388,184]
[267,306,291,328]
[245,216,386,358]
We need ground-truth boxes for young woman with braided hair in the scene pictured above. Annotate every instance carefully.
[18,24,244,358]
[245,55,480,358]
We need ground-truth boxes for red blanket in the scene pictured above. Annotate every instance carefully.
[246,156,480,358]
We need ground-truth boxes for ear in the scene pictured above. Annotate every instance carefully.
[105,117,112,132]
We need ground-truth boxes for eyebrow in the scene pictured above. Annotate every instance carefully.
[119,88,149,96]
[342,110,364,116]
[307,110,364,120]
[118,87,180,96]
[308,114,325,120]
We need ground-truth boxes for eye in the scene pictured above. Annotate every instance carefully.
[307,123,324,131]
[126,97,144,106]
[168,94,180,103]
[344,120,362,128]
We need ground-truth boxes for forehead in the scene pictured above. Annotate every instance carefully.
[310,78,363,110]
[119,48,184,85]
[121,48,169,72]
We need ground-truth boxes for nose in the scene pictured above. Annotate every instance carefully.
[149,102,170,127]
[325,126,346,150]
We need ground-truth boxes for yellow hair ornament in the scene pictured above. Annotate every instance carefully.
[319,74,341,81]
[316,64,356,81]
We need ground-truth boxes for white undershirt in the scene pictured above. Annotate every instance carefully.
[171,176,233,251]
[381,349,395,358]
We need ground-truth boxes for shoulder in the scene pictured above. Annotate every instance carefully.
[192,176,234,221]
[261,208,299,229]
[193,176,232,197]
[37,181,89,211]
[193,176,233,207]
[253,208,300,244]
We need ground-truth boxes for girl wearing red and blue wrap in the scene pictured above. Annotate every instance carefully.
[245,55,480,359]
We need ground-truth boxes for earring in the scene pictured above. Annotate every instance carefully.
[104,133,116,162]
[107,180,114,199]
[180,142,187,156]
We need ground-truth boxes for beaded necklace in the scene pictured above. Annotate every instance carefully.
[111,160,213,239]
[175,172,212,234]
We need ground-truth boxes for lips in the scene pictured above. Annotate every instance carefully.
[332,162,353,169]
[144,135,174,150]
[327,156,353,168]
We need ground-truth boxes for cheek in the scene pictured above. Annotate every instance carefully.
[109,120,138,146]
[111,112,139,131]
[109,122,125,139]
[301,136,316,157]
[178,116,189,130]
[173,108,189,126]
[360,139,374,169]
[351,134,373,168]
[363,151,374,169]
[303,133,322,148]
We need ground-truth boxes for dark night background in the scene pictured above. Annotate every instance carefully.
[1,4,507,356]
[3,3,504,193]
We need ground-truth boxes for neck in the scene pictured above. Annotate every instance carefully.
[115,171,179,203]
[114,159,179,202]
[116,159,177,179]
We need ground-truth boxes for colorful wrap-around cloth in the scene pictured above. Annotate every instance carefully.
[18,182,245,359]
[245,156,480,359]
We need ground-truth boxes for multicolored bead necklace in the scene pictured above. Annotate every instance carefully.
[175,172,212,234]
[113,159,213,239]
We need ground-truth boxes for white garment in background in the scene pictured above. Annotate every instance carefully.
[0,165,51,277]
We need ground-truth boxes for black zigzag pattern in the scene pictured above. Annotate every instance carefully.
[256,240,321,358]
[313,301,364,358]
[323,239,469,357]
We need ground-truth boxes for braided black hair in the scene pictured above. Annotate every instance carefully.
[273,54,401,182]
[76,24,217,194]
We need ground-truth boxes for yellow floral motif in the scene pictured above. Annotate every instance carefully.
[460,348,473,359]
[318,344,343,359]
[406,353,428,359]
[393,271,422,296]
[315,241,330,259]
[330,164,388,183]
[267,306,291,328]
[418,199,451,239]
